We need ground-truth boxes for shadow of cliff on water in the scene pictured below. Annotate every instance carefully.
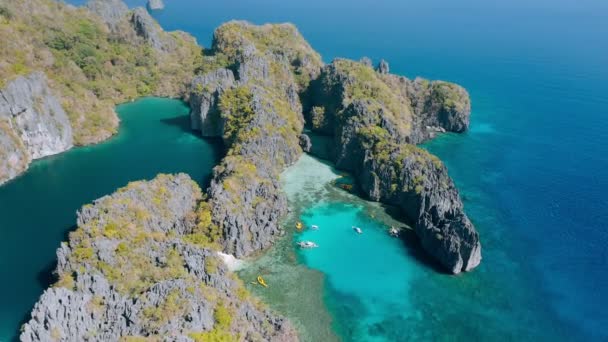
[160,115,201,138]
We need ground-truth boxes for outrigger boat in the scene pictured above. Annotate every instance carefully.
[297,241,319,249]
[352,226,363,234]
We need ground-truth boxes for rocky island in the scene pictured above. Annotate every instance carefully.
[189,23,480,273]
[0,0,203,185]
[3,0,482,340]
[20,174,296,341]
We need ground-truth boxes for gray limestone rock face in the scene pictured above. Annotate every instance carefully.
[86,0,129,31]
[147,0,165,10]
[359,57,373,67]
[130,7,175,52]
[407,78,471,134]
[358,145,481,274]
[188,21,323,258]
[207,86,301,257]
[299,134,312,152]
[189,68,236,136]
[377,59,390,74]
[304,59,480,274]
[20,174,298,341]
[0,72,73,185]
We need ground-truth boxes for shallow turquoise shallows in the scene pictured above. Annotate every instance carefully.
[298,203,414,342]
[0,98,221,341]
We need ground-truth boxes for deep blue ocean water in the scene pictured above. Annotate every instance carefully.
[14,0,608,340]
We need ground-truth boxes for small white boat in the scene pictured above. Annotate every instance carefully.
[389,226,399,237]
[352,226,363,234]
[311,225,319,230]
[297,241,319,249]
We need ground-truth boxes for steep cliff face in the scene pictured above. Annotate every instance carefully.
[305,59,480,274]
[358,142,481,273]
[85,0,129,31]
[130,7,176,53]
[0,0,204,180]
[189,68,236,135]
[188,21,323,257]
[21,174,297,342]
[306,58,470,146]
[0,72,73,185]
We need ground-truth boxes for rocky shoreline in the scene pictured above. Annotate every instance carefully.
[302,58,480,273]
[20,174,296,341]
[0,0,203,185]
[11,0,482,340]
[187,23,480,273]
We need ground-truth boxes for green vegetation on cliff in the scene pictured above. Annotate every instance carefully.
[0,0,203,144]
[212,21,322,89]
[189,21,324,257]
[219,86,256,146]
[34,174,289,340]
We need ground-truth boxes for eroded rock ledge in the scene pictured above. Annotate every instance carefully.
[0,72,73,185]
[304,58,480,273]
[21,174,296,341]
[189,24,480,274]
[188,21,323,257]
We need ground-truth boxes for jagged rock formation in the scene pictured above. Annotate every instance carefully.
[0,0,203,181]
[0,72,73,185]
[377,59,390,74]
[305,59,480,273]
[131,7,176,52]
[190,68,236,135]
[147,0,165,10]
[188,21,323,257]
[21,174,297,341]
[85,0,129,31]
[188,26,479,272]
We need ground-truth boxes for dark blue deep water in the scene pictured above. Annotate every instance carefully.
[29,0,608,340]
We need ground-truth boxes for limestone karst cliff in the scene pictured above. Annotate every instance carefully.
[188,21,323,257]
[0,72,73,185]
[303,58,480,273]
[20,174,297,341]
[0,0,203,184]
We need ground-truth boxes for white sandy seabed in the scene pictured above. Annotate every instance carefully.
[216,251,246,271]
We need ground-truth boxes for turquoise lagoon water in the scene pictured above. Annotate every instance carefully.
[20,0,608,340]
[0,98,221,341]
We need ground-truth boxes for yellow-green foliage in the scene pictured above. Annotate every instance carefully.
[196,51,231,75]
[141,289,188,327]
[61,175,204,296]
[218,157,260,198]
[311,106,326,130]
[219,86,255,145]
[431,82,467,113]
[54,272,75,290]
[358,125,444,192]
[205,255,220,274]
[0,0,203,145]
[188,303,237,342]
[213,21,322,89]
[332,59,412,137]
[184,201,222,249]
